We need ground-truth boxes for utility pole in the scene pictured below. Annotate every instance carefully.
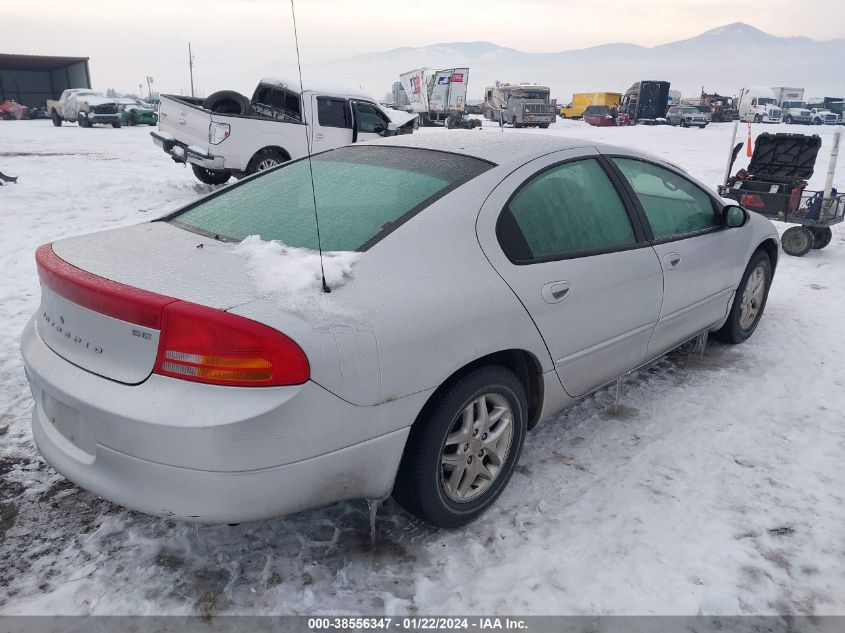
[146,76,154,100]
[188,42,195,98]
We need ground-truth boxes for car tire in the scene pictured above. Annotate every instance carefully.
[393,365,528,528]
[246,149,287,175]
[785,116,792,124]
[202,90,251,115]
[713,250,773,344]
[111,120,121,129]
[51,112,62,127]
[781,226,815,256]
[814,118,822,125]
[754,115,761,123]
[809,226,832,249]
[190,164,232,185]
[680,119,688,128]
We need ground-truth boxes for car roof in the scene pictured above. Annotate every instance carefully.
[366,132,601,167]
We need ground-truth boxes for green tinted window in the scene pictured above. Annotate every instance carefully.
[611,158,718,239]
[501,159,636,260]
[170,146,492,251]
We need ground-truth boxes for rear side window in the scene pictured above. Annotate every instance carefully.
[169,146,493,251]
[611,158,719,239]
[317,98,352,128]
[252,86,301,120]
[498,159,637,262]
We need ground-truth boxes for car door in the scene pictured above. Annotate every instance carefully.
[310,95,353,153]
[476,148,664,398]
[607,156,746,358]
[352,100,391,141]
[667,107,678,125]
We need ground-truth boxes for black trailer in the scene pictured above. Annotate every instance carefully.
[620,80,670,124]
[719,132,843,256]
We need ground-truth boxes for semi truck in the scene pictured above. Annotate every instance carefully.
[558,92,621,119]
[482,83,557,128]
[772,87,812,125]
[737,86,783,123]
[619,80,670,124]
[398,68,469,126]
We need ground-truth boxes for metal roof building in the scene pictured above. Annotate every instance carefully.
[0,54,91,109]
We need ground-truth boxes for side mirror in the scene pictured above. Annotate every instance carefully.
[722,205,748,228]
[383,122,398,136]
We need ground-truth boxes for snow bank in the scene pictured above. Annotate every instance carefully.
[233,235,360,313]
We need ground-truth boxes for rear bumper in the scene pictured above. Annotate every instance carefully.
[21,318,412,523]
[150,130,226,171]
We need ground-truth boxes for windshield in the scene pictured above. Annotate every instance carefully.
[757,97,776,106]
[682,108,700,115]
[829,102,845,113]
[783,101,807,109]
[517,90,549,100]
[168,146,493,251]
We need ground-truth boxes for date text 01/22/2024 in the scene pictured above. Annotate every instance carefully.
[307,617,529,630]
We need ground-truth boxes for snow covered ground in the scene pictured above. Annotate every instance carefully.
[0,119,844,616]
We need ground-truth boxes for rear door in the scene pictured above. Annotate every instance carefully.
[476,148,664,397]
[310,95,354,153]
[607,156,744,358]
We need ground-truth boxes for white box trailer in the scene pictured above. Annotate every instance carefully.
[398,67,469,126]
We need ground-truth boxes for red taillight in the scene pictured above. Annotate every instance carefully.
[153,301,309,386]
[36,243,310,387]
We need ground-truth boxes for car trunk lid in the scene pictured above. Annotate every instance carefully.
[38,222,262,384]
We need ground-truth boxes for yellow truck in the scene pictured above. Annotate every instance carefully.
[558,92,622,119]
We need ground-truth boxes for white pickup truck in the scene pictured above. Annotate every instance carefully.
[47,89,121,128]
[151,79,418,184]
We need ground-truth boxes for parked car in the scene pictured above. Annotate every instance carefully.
[117,98,158,126]
[47,89,121,128]
[21,135,778,528]
[153,78,417,184]
[0,99,29,120]
[666,106,708,128]
[582,105,618,126]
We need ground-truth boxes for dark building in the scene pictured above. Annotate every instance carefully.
[0,53,91,109]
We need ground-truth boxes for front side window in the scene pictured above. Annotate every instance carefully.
[499,159,637,262]
[169,146,493,251]
[317,97,352,129]
[611,158,719,240]
[354,102,390,134]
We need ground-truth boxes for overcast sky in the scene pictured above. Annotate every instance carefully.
[4,0,844,95]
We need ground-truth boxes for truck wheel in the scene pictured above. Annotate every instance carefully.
[680,119,688,127]
[246,149,287,175]
[191,165,232,185]
[538,123,549,129]
[77,115,89,128]
[51,111,62,127]
[203,90,251,115]
[754,114,761,123]
[784,115,792,124]
[809,226,832,249]
[781,226,815,256]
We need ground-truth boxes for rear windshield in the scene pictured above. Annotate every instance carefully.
[168,146,493,251]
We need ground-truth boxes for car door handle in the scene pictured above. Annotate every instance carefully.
[315,133,324,141]
[541,281,571,304]
[663,253,682,270]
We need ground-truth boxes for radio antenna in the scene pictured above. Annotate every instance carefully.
[290,0,330,293]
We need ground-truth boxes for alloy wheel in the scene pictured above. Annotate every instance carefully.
[739,265,766,330]
[440,393,514,503]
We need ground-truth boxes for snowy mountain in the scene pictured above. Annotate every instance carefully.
[252,23,845,103]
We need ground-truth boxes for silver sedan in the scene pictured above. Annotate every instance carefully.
[21,134,779,528]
